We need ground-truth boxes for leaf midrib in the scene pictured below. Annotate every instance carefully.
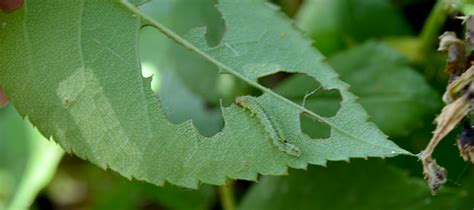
[121,1,409,154]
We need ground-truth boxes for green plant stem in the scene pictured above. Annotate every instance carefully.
[419,0,451,54]
[219,181,236,210]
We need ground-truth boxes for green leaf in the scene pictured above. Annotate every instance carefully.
[49,161,216,210]
[0,0,409,189]
[296,0,413,55]
[140,183,216,210]
[456,170,474,208]
[275,42,441,136]
[0,105,64,210]
[239,160,466,210]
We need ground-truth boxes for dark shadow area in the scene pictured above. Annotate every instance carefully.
[257,72,294,89]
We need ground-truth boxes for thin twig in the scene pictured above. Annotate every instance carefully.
[218,180,236,210]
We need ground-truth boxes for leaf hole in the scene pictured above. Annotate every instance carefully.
[139,24,233,137]
[300,113,331,139]
[203,0,225,47]
[257,72,294,89]
[138,0,225,47]
[258,72,342,118]
[258,72,342,139]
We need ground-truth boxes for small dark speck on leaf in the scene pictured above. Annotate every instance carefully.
[0,0,23,13]
[63,99,74,106]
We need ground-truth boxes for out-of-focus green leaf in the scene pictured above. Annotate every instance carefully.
[296,0,413,55]
[0,0,408,189]
[239,159,466,210]
[0,105,64,210]
[140,182,216,210]
[275,42,440,136]
[47,161,216,210]
[456,169,474,208]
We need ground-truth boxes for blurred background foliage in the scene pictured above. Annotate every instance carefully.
[1,0,474,209]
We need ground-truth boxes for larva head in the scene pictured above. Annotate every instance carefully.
[235,96,245,106]
[235,96,253,108]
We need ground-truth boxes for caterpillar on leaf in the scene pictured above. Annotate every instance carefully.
[235,96,302,157]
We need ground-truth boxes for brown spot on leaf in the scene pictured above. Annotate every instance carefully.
[0,0,23,13]
[242,161,249,168]
[0,87,8,108]
[63,98,75,106]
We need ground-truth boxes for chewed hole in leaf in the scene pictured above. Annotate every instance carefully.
[259,73,341,139]
[202,0,225,47]
[137,0,225,46]
[257,72,294,89]
[300,113,330,139]
[139,26,228,137]
[260,73,342,118]
[140,62,160,93]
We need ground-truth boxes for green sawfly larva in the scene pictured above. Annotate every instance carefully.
[236,96,302,157]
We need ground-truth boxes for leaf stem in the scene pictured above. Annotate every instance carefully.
[219,180,236,210]
[419,0,452,54]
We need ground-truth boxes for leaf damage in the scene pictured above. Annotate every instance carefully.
[0,0,410,188]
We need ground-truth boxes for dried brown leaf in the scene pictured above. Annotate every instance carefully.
[438,32,466,78]
[457,120,474,163]
[421,93,471,192]
[443,66,474,103]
